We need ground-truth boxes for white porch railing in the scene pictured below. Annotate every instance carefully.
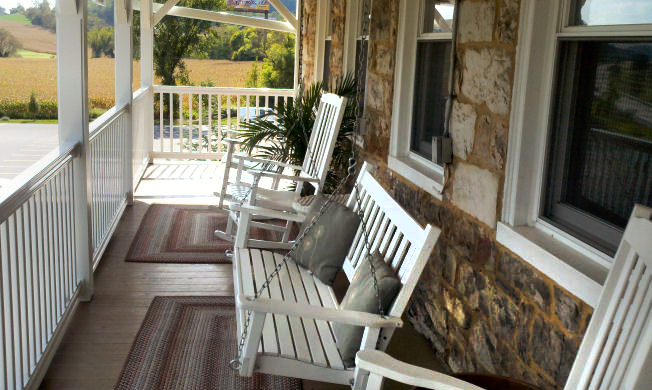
[0,143,81,390]
[133,87,153,186]
[152,85,294,159]
[89,105,130,269]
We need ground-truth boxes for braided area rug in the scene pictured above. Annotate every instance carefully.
[115,296,302,390]
[125,204,286,263]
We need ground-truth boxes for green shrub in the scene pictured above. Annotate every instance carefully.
[0,28,21,57]
[0,100,57,119]
[28,91,39,115]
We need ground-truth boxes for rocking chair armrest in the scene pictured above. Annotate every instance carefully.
[247,169,321,184]
[222,137,243,144]
[236,295,403,329]
[355,351,484,390]
[229,203,307,222]
[232,155,303,171]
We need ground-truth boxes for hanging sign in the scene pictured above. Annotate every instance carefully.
[227,0,270,12]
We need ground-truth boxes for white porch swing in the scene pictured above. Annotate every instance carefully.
[227,3,442,387]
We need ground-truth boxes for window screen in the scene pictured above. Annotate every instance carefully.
[545,40,652,255]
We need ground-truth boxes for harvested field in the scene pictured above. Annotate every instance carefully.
[0,19,57,54]
[0,58,254,109]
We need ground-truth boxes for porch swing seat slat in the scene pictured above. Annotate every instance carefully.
[236,248,346,369]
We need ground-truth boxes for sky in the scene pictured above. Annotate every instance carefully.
[0,0,55,10]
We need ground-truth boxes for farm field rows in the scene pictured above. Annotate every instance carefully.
[0,58,254,109]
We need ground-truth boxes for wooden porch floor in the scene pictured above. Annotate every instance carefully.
[38,160,443,390]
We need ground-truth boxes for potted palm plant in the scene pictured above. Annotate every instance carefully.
[239,73,358,192]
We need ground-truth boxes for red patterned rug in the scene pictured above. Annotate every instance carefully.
[125,204,286,263]
[114,296,302,390]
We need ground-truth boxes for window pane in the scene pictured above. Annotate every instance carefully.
[423,0,456,33]
[546,41,652,255]
[572,0,652,26]
[323,39,331,87]
[410,41,452,160]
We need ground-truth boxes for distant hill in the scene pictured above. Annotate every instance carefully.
[0,13,32,24]
[0,19,56,54]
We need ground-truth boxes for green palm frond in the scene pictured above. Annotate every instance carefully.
[239,73,358,192]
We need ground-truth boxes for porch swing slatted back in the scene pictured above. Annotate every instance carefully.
[299,93,346,194]
[565,204,652,390]
[343,165,438,318]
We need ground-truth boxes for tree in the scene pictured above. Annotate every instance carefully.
[134,0,228,86]
[10,5,25,14]
[88,27,115,58]
[230,27,265,61]
[245,60,261,88]
[25,1,56,31]
[259,32,295,88]
[0,6,6,15]
[0,28,21,57]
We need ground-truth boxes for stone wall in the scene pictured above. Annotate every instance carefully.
[300,0,594,389]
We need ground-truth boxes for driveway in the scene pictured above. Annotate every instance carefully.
[0,123,59,188]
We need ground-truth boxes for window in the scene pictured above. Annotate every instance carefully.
[344,0,371,116]
[545,40,652,256]
[388,0,456,197]
[500,0,652,306]
[322,0,333,86]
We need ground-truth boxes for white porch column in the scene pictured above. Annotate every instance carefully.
[56,0,93,301]
[140,0,155,161]
[115,0,134,204]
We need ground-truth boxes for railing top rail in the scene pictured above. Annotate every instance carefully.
[0,142,80,222]
[153,85,295,96]
[133,86,152,102]
[89,103,129,140]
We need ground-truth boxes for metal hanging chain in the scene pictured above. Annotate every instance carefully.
[349,0,384,318]
[230,0,384,371]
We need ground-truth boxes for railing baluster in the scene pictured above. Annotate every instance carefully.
[8,214,21,389]
[159,92,164,153]
[1,219,15,390]
[169,92,174,153]
[208,94,212,153]
[0,220,9,389]
[15,206,27,384]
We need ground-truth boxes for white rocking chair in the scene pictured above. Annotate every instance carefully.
[216,93,346,250]
[231,162,441,387]
[354,204,652,390]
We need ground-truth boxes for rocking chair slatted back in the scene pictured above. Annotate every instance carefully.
[343,163,440,318]
[565,204,652,390]
[299,93,346,193]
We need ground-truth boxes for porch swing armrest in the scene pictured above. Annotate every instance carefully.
[233,155,304,171]
[355,350,485,390]
[236,295,404,328]
[230,203,308,222]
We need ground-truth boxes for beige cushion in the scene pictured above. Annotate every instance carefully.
[333,251,401,367]
[291,195,360,286]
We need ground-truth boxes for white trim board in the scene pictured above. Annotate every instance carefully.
[497,222,605,307]
[132,0,296,33]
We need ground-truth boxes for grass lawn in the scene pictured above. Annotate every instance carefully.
[0,14,31,24]
[16,49,55,59]
[0,118,58,124]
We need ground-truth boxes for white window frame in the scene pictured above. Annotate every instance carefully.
[343,0,367,74]
[389,0,453,199]
[499,0,652,307]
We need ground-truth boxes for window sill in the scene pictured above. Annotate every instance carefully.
[496,222,609,307]
[388,155,443,200]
